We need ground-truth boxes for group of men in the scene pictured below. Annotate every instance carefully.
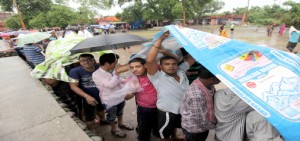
[63,31,281,141]
[16,25,283,140]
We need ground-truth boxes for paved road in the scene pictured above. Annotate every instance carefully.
[0,39,10,51]
[0,56,92,141]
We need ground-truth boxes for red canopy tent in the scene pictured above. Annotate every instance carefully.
[104,16,121,22]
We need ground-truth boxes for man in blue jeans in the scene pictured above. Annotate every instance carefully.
[93,53,134,138]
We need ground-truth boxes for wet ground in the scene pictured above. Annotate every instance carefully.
[128,25,291,52]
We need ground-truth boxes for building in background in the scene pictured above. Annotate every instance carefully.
[201,14,244,25]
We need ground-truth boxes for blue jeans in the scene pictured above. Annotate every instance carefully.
[105,101,125,122]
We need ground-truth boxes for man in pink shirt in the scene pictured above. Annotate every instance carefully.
[92,53,135,138]
[128,57,159,141]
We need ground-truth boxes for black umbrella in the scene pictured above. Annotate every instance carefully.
[70,33,150,54]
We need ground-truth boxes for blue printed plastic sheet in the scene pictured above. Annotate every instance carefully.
[153,25,300,141]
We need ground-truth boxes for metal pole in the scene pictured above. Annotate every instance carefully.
[12,0,26,30]
[242,0,250,24]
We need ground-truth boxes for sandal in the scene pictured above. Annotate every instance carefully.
[111,129,127,138]
[118,123,134,130]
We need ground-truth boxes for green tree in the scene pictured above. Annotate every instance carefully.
[29,5,79,29]
[119,1,144,24]
[5,15,21,30]
[0,0,13,11]
[29,13,48,29]
[118,0,215,24]
[247,5,285,26]
[197,0,224,17]
[283,1,300,29]
[232,7,247,14]
[1,0,110,29]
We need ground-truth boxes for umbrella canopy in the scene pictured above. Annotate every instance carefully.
[17,32,52,46]
[106,24,116,29]
[98,25,108,29]
[71,33,149,54]
[11,30,31,36]
[0,32,10,37]
[104,16,120,22]
[31,34,113,82]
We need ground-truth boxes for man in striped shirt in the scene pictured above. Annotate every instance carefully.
[23,44,45,66]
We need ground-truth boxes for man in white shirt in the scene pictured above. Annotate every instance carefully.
[146,32,195,141]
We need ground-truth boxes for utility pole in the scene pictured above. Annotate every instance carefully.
[12,0,26,30]
[242,0,250,25]
[182,0,186,26]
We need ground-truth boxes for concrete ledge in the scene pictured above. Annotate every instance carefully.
[0,56,92,141]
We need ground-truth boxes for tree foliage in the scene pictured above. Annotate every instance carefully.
[29,5,83,29]
[222,3,300,27]
[2,0,99,29]
[195,0,224,18]
[283,1,300,29]
[118,0,217,24]
[5,15,21,30]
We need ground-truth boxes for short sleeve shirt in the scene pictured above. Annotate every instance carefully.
[136,75,157,108]
[148,62,190,114]
[289,31,300,43]
[23,44,45,65]
[69,66,100,99]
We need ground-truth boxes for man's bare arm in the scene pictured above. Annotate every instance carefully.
[69,82,98,106]
[147,32,170,75]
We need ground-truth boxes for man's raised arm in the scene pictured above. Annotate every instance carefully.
[146,32,169,75]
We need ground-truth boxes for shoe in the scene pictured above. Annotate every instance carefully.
[111,129,127,138]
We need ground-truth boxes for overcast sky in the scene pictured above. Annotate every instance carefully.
[71,0,298,16]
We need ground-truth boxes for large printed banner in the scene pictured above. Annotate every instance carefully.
[154,25,300,141]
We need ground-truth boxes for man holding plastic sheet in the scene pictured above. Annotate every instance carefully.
[92,53,138,138]
[146,32,195,141]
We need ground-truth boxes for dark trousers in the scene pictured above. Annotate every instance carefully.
[137,105,158,141]
[182,128,209,141]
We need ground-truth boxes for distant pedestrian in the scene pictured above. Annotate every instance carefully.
[279,22,286,35]
[219,24,225,33]
[219,29,229,38]
[286,26,300,53]
[267,23,274,36]
[230,23,235,38]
